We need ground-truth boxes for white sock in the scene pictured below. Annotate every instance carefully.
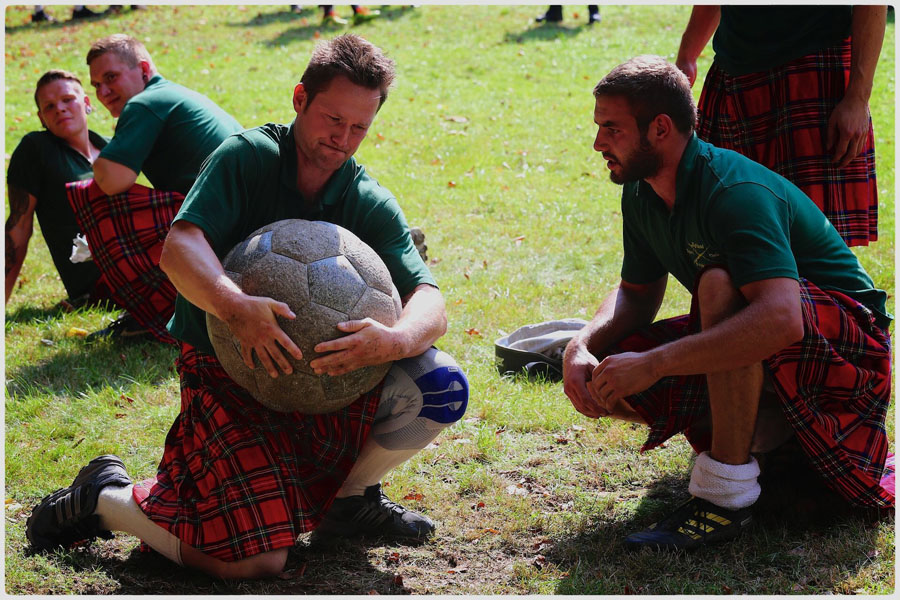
[96,484,183,566]
[688,451,761,510]
[336,438,419,498]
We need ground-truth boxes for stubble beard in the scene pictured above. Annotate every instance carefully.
[608,133,662,185]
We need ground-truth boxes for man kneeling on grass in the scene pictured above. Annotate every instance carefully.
[66,34,242,343]
[563,55,893,551]
[26,34,468,580]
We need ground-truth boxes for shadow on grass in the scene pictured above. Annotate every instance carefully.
[35,536,405,594]
[225,6,315,29]
[3,10,108,34]
[5,297,119,327]
[234,5,420,47]
[546,450,892,594]
[502,23,587,44]
[5,304,75,326]
[6,339,177,398]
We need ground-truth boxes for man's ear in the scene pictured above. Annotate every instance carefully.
[139,60,152,84]
[84,95,93,115]
[292,82,307,114]
[649,114,674,143]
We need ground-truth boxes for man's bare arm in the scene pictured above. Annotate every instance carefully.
[159,220,303,377]
[5,186,38,303]
[827,5,887,168]
[563,276,667,418]
[310,283,448,376]
[93,157,139,195]
[675,5,721,87]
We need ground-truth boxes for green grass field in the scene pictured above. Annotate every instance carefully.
[4,4,895,594]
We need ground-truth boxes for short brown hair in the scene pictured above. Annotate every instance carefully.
[34,70,83,110]
[300,34,395,110]
[86,33,152,68]
[593,55,697,135]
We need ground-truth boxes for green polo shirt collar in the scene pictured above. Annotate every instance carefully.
[145,73,164,89]
[278,122,353,208]
[673,133,702,213]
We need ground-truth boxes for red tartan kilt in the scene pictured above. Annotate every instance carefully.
[696,37,878,247]
[133,344,380,562]
[65,180,182,344]
[610,279,893,508]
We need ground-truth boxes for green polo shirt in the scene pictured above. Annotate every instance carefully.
[168,122,437,354]
[621,134,890,328]
[712,6,851,75]
[98,74,242,194]
[7,129,108,300]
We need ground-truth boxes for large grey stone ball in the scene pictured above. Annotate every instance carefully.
[206,219,403,414]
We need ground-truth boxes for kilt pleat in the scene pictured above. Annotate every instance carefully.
[133,344,380,561]
[65,179,181,344]
[696,38,878,246]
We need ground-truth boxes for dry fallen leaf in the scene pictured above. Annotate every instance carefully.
[464,328,481,336]
[403,492,424,501]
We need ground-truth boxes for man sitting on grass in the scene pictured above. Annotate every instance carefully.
[6,70,113,311]
[26,34,468,580]
[66,34,242,343]
[563,55,892,550]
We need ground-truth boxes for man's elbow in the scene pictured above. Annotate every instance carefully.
[93,163,137,196]
[158,230,180,277]
[94,177,132,196]
[775,310,805,349]
[435,309,448,337]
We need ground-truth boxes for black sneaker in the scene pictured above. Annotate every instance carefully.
[86,312,153,342]
[71,6,99,19]
[26,455,131,552]
[623,496,753,551]
[313,483,435,541]
[32,9,55,22]
[535,7,563,23]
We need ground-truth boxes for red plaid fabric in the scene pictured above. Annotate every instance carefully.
[132,344,380,562]
[611,279,893,509]
[66,180,182,344]
[696,38,878,247]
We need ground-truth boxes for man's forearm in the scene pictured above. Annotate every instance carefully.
[677,5,721,64]
[846,5,887,103]
[5,186,35,302]
[5,230,25,301]
[392,284,447,359]
[576,278,666,357]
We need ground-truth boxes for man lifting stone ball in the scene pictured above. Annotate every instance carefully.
[26,34,469,580]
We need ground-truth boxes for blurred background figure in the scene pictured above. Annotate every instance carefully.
[320,5,380,26]
[535,5,600,26]
[32,5,99,22]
